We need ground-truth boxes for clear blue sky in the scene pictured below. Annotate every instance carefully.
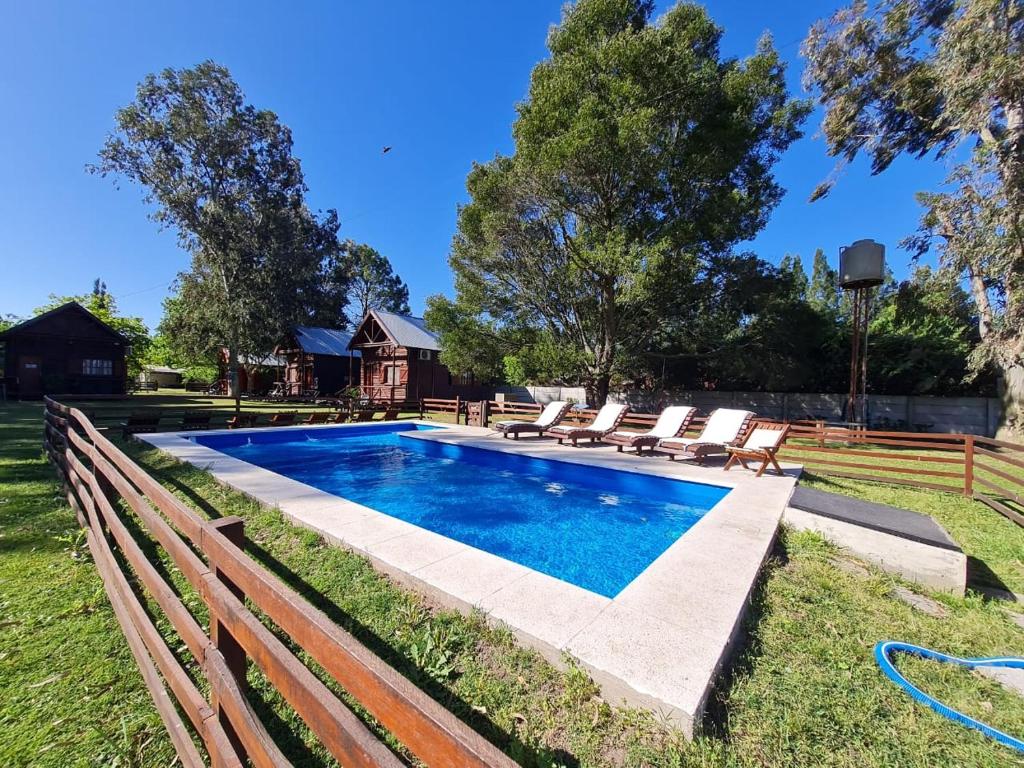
[0,0,949,330]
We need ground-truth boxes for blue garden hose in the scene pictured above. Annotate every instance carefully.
[875,640,1024,753]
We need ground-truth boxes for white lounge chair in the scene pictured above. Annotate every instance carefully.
[657,408,755,463]
[601,406,697,454]
[493,401,572,439]
[543,403,629,446]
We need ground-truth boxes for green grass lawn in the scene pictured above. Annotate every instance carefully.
[2,394,1023,767]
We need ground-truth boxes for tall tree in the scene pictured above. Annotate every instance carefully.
[444,0,808,404]
[808,248,840,317]
[779,253,809,300]
[803,0,1024,433]
[342,241,410,327]
[91,61,339,410]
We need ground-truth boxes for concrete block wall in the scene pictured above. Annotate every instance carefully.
[493,385,588,405]
[611,390,1000,436]
[495,386,1002,435]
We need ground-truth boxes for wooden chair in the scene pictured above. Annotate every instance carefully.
[269,412,296,427]
[180,412,212,431]
[120,413,160,439]
[326,411,349,424]
[723,422,790,477]
[303,412,328,425]
[226,413,258,429]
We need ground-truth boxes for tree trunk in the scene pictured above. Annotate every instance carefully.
[585,277,617,408]
[227,345,241,415]
[585,373,612,408]
[997,362,1024,440]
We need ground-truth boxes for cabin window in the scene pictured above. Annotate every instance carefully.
[82,359,113,376]
[418,349,432,361]
[383,364,398,385]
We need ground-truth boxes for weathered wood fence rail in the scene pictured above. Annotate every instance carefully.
[42,397,517,768]
[418,399,1024,528]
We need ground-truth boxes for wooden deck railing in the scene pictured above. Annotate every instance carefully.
[42,397,517,768]
[417,398,1024,528]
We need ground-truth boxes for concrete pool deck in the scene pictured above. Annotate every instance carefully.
[141,420,799,735]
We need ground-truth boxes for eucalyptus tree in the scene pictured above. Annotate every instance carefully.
[803,0,1024,431]
[445,0,808,404]
[91,61,339,406]
[341,241,410,327]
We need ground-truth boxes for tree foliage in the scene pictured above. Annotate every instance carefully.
[441,0,809,404]
[91,61,339,403]
[803,0,1024,431]
[341,241,410,327]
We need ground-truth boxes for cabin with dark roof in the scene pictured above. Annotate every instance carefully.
[0,302,128,398]
[274,326,361,396]
[347,310,483,402]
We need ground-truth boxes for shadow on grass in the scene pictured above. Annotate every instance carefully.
[699,536,789,743]
[967,556,1015,598]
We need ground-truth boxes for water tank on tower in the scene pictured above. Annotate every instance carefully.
[839,239,885,289]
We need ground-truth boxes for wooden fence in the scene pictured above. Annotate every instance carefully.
[418,399,1024,528]
[42,397,517,768]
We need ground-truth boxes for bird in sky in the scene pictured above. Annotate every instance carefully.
[382,146,392,154]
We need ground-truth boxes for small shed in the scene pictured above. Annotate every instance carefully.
[140,365,185,388]
[0,302,128,398]
[275,327,361,396]
[347,310,483,403]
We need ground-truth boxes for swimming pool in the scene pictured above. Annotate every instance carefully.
[193,423,730,597]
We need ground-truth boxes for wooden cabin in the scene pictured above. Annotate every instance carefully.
[275,327,361,397]
[348,310,484,403]
[0,302,128,398]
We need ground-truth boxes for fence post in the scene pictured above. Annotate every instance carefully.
[481,399,489,428]
[963,435,974,497]
[419,399,424,419]
[455,396,461,425]
[208,516,248,759]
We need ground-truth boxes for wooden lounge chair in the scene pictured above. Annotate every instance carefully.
[180,412,212,431]
[543,403,629,447]
[493,401,572,440]
[303,412,328,425]
[724,422,790,477]
[658,408,755,464]
[269,412,296,427]
[226,413,258,429]
[120,413,160,439]
[601,406,696,454]
[326,411,348,424]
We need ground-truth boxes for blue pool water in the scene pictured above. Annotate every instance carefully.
[193,424,729,597]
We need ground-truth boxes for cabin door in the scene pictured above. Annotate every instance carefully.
[18,356,42,397]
